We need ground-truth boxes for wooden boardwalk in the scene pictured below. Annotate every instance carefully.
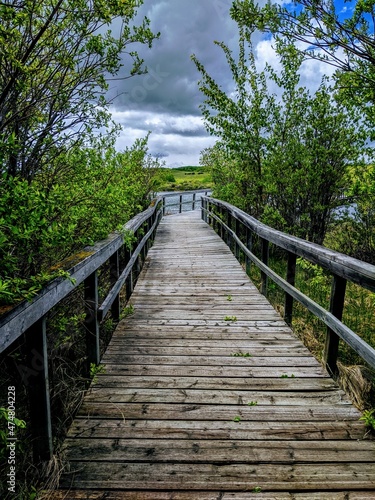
[53,211,375,499]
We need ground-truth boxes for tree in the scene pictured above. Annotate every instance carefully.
[230,0,375,124]
[0,0,159,182]
[192,30,274,217]
[0,135,161,303]
[193,26,367,244]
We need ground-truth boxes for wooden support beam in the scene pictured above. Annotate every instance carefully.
[23,317,53,461]
[260,238,269,297]
[84,271,100,377]
[324,275,347,377]
[284,252,297,325]
[109,251,120,322]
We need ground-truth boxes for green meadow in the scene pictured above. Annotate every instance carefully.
[157,166,212,191]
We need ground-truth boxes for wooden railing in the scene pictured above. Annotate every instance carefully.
[201,196,375,376]
[161,189,211,214]
[0,190,203,462]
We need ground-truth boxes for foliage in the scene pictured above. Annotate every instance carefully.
[224,315,237,321]
[90,363,106,383]
[326,163,375,263]
[230,0,375,126]
[193,32,272,217]
[0,407,26,461]
[194,22,368,244]
[360,409,375,431]
[0,0,159,182]
[0,136,161,306]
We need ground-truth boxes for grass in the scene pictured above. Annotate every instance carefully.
[156,166,213,191]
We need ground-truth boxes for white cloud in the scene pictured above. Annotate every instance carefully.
[111,108,215,167]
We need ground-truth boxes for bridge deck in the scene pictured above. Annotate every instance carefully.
[54,211,374,499]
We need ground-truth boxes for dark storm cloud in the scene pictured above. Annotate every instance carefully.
[110,0,238,116]
[108,0,240,166]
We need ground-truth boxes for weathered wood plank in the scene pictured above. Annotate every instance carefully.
[77,402,361,421]
[99,364,331,378]
[119,319,290,327]
[106,340,311,352]
[58,462,375,490]
[64,438,375,463]
[47,491,375,500]
[105,344,312,355]
[100,354,321,367]
[92,376,335,390]
[83,387,349,405]
[67,418,366,440]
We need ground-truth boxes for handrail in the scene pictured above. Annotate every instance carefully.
[160,189,211,214]
[0,201,162,353]
[201,196,375,375]
[0,190,205,463]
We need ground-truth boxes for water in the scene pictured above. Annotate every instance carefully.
[158,190,211,215]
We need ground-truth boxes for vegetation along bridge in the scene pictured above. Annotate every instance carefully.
[1,191,375,498]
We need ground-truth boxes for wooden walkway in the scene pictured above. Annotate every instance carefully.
[53,211,374,499]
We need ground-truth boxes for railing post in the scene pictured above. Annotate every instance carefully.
[226,212,232,249]
[110,250,120,322]
[135,229,142,279]
[22,317,53,461]
[234,218,240,260]
[213,207,220,234]
[324,275,347,376]
[125,245,133,299]
[179,194,183,213]
[192,193,196,210]
[84,270,100,376]
[163,196,166,216]
[202,198,207,223]
[245,227,252,275]
[284,252,297,325]
[260,238,269,297]
[220,207,224,240]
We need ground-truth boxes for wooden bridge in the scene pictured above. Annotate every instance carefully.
[1,192,374,498]
[51,209,374,498]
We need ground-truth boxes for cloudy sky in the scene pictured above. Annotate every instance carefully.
[108,0,335,168]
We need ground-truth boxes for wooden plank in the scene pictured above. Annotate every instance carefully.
[64,438,375,463]
[100,354,321,367]
[78,402,361,421]
[83,387,349,405]
[67,419,366,441]
[107,340,309,350]
[119,319,289,327]
[58,462,375,490]
[91,376,335,390]
[47,491,375,500]
[99,364,331,378]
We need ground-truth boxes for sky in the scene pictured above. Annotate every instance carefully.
[107,0,337,168]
